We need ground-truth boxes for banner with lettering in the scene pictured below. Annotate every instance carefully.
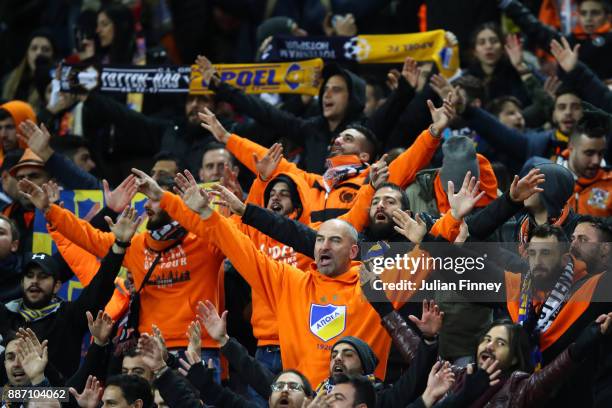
[260,30,460,78]
[59,59,324,96]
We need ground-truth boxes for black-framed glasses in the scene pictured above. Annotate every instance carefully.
[270,381,304,392]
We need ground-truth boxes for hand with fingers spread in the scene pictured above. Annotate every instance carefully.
[550,37,580,73]
[186,320,202,358]
[178,352,206,377]
[137,333,167,373]
[422,361,455,407]
[87,310,114,346]
[509,168,545,202]
[104,175,138,213]
[198,108,231,144]
[16,328,48,358]
[392,209,427,244]
[17,337,48,384]
[254,143,283,181]
[45,180,61,204]
[369,154,389,189]
[131,168,164,201]
[105,206,143,246]
[69,375,103,408]
[196,300,229,347]
[302,392,334,408]
[221,163,244,200]
[447,171,485,220]
[430,73,453,100]
[17,120,54,162]
[428,93,456,137]
[210,184,246,216]
[401,57,421,89]
[505,34,528,74]
[195,55,220,87]
[408,300,444,339]
[17,179,51,213]
[151,325,169,363]
[543,75,562,100]
[174,170,212,215]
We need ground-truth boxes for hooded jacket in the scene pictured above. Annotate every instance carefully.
[160,191,397,387]
[44,204,225,349]
[227,127,441,224]
[0,100,36,167]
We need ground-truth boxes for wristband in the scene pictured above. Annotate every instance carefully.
[114,239,131,248]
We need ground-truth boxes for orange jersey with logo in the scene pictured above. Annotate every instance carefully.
[568,169,612,217]
[45,204,225,349]
[160,191,395,386]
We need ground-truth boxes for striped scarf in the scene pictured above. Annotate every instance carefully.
[322,155,367,193]
[15,297,62,322]
[149,220,187,241]
[517,258,575,370]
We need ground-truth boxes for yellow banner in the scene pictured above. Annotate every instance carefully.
[189,59,324,96]
[353,30,459,78]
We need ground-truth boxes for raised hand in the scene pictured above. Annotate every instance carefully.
[369,154,389,189]
[16,328,48,358]
[210,184,246,216]
[104,206,143,244]
[401,57,421,89]
[198,108,230,144]
[18,179,50,212]
[17,337,48,384]
[447,171,485,220]
[467,359,501,387]
[45,180,61,205]
[174,170,212,214]
[69,375,103,408]
[131,168,164,201]
[386,69,400,91]
[509,168,545,202]
[104,175,138,213]
[186,320,202,358]
[253,143,283,181]
[422,361,455,408]
[152,324,169,363]
[408,299,444,339]
[428,93,456,137]
[178,352,206,377]
[87,310,114,346]
[550,37,580,73]
[17,120,53,161]
[195,55,220,87]
[137,333,166,372]
[505,34,526,71]
[430,74,452,100]
[196,300,229,347]
[597,312,612,335]
[392,209,427,244]
[221,163,244,200]
[543,75,562,100]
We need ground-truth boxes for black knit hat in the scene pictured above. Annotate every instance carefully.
[332,336,379,375]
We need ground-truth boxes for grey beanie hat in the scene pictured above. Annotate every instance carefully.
[439,136,480,192]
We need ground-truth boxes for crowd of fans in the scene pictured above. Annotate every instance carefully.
[1,0,612,407]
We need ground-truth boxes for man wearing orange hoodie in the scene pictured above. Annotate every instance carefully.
[564,113,612,216]
[0,101,36,167]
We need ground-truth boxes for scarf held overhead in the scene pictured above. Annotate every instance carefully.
[260,30,460,78]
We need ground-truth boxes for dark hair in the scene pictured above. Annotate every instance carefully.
[0,109,12,122]
[491,161,512,193]
[1,330,18,348]
[50,136,90,160]
[528,224,569,243]
[575,215,612,242]
[332,373,376,407]
[468,22,505,64]
[478,319,533,373]
[123,348,142,359]
[0,214,19,242]
[364,76,390,100]
[153,151,185,173]
[374,182,410,211]
[105,375,153,408]
[486,96,523,117]
[345,123,380,163]
[201,142,238,168]
[570,112,609,143]
[451,75,485,103]
[97,5,135,64]
[554,86,580,102]
[271,369,314,397]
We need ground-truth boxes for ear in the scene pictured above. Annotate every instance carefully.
[349,243,359,260]
[132,399,143,408]
[358,152,370,163]
[10,239,19,253]
[52,279,62,294]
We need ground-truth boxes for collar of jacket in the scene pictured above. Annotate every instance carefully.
[573,22,612,39]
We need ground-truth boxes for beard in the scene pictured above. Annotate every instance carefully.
[146,210,173,231]
[23,290,54,309]
[366,219,396,241]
